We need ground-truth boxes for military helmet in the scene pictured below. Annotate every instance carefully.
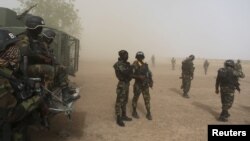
[25,16,45,29]
[237,59,241,63]
[189,54,195,60]
[118,50,128,57]
[42,30,56,39]
[135,51,145,59]
[224,60,235,68]
[0,29,19,51]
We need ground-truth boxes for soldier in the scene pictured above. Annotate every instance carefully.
[41,29,79,103]
[203,59,209,75]
[234,59,245,79]
[16,15,54,88]
[131,51,153,120]
[151,55,155,67]
[180,55,195,98]
[215,60,240,122]
[171,57,176,70]
[113,50,132,127]
[0,29,42,141]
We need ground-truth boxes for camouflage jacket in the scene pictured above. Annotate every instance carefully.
[113,59,133,82]
[181,58,195,77]
[216,67,239,92]
[132,60,153,87]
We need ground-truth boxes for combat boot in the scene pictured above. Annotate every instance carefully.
[132,108,139,119]
[218,110,228,122]
[122,109,132,121]
[146,112,152,120]
[183,93,189,98]
[116,115,125,127]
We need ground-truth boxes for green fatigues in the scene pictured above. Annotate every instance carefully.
[234,62,245,78]
[216,67,239,120]
[181,58,194,96]
[131,61,153,113]
[113,60,132,117]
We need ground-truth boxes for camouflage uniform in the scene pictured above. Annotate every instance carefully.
[0,29,42,141]
[132,52,153,120]
[113,50,132,127]
[181,55,195,98]
[203,60,209,75]
[215,60,240,122]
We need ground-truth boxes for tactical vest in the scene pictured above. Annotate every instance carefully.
[218,68,237,89]
[113,61,132,82]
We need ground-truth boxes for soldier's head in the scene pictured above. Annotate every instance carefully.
[0,29,19,52]
[118,50,128,61]
[224,60,235,68]
[237,59,241,63]
[135,51,145,61]
[25,16,45,37]
[189,54,195,61]
[42,29,56,45]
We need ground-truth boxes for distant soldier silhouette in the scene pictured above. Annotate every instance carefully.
[171,57,176,70]
[151,55,155,67]
[234,59,245,79]
[203,59,209,75]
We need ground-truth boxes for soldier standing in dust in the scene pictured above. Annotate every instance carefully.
[132,51,153,120]
[151,55,155,67]
[171,57,176,70]
[234,59,245,79]
[113,50,132,127]
[215,60,240,122]
[203,59,209,75]
[180,55,195,98]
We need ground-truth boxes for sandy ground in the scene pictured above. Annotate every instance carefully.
[30,59,250,141]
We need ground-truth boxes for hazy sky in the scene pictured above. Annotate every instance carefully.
[1,0,250,61]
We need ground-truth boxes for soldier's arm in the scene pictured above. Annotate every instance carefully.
[215,70,221,94]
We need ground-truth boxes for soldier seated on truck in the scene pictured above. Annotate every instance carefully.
[41,29,80,103]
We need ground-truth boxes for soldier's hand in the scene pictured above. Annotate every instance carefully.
[149,82,153,88]
[139,75,146,80]
[215,89,219,94]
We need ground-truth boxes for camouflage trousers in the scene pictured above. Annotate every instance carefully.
[115,81,130,116]
[54,65,69,87]
[220,87,235,111]
[204,67,208,75]
[181,76,192,95]
[132,83,151,112]
[27,64,55,89]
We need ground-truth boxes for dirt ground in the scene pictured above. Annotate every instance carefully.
[31,58,250,141]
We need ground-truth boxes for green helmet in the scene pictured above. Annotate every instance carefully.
[135,51,145,59]
[224,60,235,68]
[0,29,19,51]
[25,16,45,29]
[189,54,195,60]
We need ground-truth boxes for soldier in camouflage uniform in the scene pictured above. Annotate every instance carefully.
[215,60,240,122]
[0,29,42,141]
[234,59,245,79]
[16,16,54,90]
[41,29,79,103]
[131,51,153,120]
[113,50,132,127]
[180,55,195,98]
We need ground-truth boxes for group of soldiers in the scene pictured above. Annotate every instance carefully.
[180,55,245,122]
[0,15,79,141]
[113,50,153,127]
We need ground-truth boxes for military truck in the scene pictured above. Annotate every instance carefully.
[0,7,80,76]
